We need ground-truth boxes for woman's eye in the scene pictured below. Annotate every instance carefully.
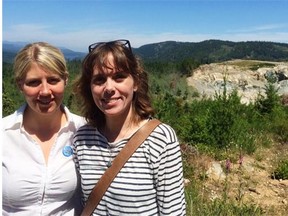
[92,76,106,85]
[48,78,61,84]
[114,72,128,81]
[25,80,40,87]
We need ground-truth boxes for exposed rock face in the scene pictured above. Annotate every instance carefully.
[187,60,288,104]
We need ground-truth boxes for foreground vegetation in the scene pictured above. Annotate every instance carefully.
[3,59,288,215]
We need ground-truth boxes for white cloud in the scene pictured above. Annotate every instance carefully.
[3,23,288,52]
[228,23,288,33]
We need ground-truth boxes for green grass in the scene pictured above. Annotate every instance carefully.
[184,178,263,216]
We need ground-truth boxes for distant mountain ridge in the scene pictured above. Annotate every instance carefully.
[2,41,87,63]
[134,40,288,63]
[3,40,288,63]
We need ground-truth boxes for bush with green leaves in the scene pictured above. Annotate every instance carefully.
[152,81,259,158]
[2,92,16,117]
[255,83,281,115]
[272,159,288,180]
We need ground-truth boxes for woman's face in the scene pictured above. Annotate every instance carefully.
[90,53,137,119]
[20,62,66,116]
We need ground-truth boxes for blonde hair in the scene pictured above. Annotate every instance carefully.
[14,42,68,87]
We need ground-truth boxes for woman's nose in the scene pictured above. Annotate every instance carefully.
[39,82,51,95]
[104,79,115,94]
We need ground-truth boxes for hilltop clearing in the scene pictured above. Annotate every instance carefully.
[187,59,288,104]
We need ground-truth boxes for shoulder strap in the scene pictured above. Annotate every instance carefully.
[81,119,161,216]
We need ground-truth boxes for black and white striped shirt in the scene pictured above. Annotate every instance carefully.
[73,122,186,215]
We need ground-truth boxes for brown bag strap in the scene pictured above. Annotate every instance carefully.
[81,119,161,216]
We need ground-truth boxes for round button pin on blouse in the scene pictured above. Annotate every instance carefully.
[62,146,73,157]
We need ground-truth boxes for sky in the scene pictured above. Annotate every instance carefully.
[3,0,288,52]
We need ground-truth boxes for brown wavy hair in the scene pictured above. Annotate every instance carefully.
[73,40,154,127]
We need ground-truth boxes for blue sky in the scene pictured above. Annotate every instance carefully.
[3,0,288,52]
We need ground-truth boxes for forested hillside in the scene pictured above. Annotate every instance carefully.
[135,40,288,63]
[3,40,288,63]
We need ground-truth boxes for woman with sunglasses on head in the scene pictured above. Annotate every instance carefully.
[73,39,186,215]
[2,42,86,215]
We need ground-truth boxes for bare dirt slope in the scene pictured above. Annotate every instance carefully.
[183,142,288,215]
[186,59,288,104]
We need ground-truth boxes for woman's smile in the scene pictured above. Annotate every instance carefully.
[102,97,120,104]
[37,98,54,106]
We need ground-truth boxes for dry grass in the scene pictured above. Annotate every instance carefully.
[224,59,277,69]
[182,142,288,215]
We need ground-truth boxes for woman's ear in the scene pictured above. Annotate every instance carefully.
[17,81,23,91]
[65,77,68,86]
[133,85,138,92]
[133,82,138,92]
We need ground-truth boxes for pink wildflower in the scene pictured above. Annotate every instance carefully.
[226,159,231,173]
[239,154,244,166]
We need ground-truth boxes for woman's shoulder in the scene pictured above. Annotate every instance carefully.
[154,120,176,135]
[149,120,178,143]
[73,124,100,145]
[74,123,98,136]
[143,121,179,158]
[63,106,86,128]
[2,105,26,130]
[69,112,86,124]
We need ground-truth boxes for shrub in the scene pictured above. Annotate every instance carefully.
[255,83,281,115]
[2,92,16,117]
[272,160,288,180]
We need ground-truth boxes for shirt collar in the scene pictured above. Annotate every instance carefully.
[3,104,76,131]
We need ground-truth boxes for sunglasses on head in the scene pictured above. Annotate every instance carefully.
[88,39,132,53]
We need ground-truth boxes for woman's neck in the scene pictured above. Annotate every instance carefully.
[23,106,67,141]
[102,115,148,143]
[23,106,67,165]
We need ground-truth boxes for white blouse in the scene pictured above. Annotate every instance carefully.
[2,104,86,216]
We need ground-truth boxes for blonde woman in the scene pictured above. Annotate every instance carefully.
[2,42,86,215]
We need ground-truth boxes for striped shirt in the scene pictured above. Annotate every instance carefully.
[73,122,186,216]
